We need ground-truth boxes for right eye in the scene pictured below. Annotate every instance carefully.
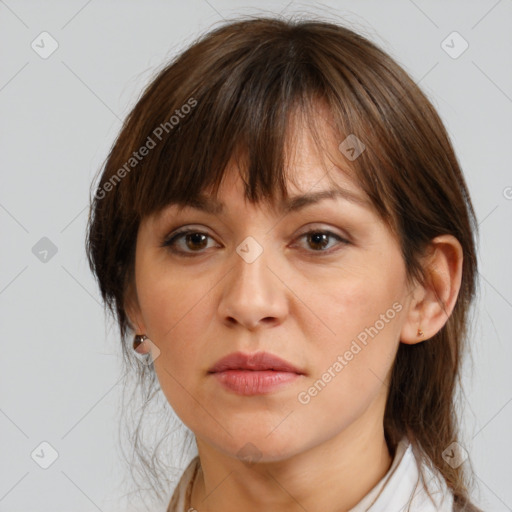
[161,228,220,256]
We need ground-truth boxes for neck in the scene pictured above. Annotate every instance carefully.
[189,414,393,512]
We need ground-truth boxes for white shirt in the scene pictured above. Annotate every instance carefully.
[166,436,454,511]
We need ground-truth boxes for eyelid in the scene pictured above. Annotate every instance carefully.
[162,224,216,241]
[294,222,350,239]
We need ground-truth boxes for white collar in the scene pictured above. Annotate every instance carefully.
[349,437,454,511]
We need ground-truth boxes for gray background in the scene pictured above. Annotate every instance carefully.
[1,1,511,511]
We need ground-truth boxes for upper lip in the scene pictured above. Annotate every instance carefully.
[208,351,305,374]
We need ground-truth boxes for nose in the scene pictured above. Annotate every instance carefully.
[217,241,288,331]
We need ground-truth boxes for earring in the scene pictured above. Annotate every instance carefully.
[133,334,148,354]
[417,328,424,337]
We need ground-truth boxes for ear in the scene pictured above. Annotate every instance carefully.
[124,281,151,355]
[400,234,463,345]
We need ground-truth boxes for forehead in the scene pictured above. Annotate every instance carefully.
[154,99,373,219]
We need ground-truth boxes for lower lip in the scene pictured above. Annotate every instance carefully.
[210,370,301,395]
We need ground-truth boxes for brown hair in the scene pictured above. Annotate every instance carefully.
[86,15,482,510]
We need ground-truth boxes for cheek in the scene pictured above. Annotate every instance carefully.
[135,266,215,395]
[136,269,216,422]
[137,262,211,340]
[299,260,403,345]
[292,291,401,441]
[299,262,404,396]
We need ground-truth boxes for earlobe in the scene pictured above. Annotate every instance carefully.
[133,334,151,355]
[400,235,463,345]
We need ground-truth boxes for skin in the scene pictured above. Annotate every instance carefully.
[126,108,463,512]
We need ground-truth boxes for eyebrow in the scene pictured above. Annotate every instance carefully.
[172,187,370,216]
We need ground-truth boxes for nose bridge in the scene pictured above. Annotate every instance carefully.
[218,234,287,329]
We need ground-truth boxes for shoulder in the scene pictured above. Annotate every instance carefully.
[405,440,455,512]
[357,437,454,511]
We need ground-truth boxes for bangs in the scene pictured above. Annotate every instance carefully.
[105,19,393,228]
[126,44,355,221]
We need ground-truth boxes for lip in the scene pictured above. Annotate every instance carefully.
[208,351,305,396]
[208,351,305,374]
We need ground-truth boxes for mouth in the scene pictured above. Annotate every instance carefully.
[208,351,305,374]
[208,351,305,396]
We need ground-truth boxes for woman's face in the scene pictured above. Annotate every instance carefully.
[128,115,418,463]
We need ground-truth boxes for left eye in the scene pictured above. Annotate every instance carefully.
[293,229,349,253]
[162,229,349,256]
[162,229,217,255]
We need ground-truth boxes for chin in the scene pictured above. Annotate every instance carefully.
[215,430,305,465]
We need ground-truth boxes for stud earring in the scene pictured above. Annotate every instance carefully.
[417,328,424,337]
[133,334,148,354]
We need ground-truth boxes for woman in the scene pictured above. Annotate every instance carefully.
[86,16,482,512]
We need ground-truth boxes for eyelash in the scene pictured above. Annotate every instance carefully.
[161,228,350,257]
